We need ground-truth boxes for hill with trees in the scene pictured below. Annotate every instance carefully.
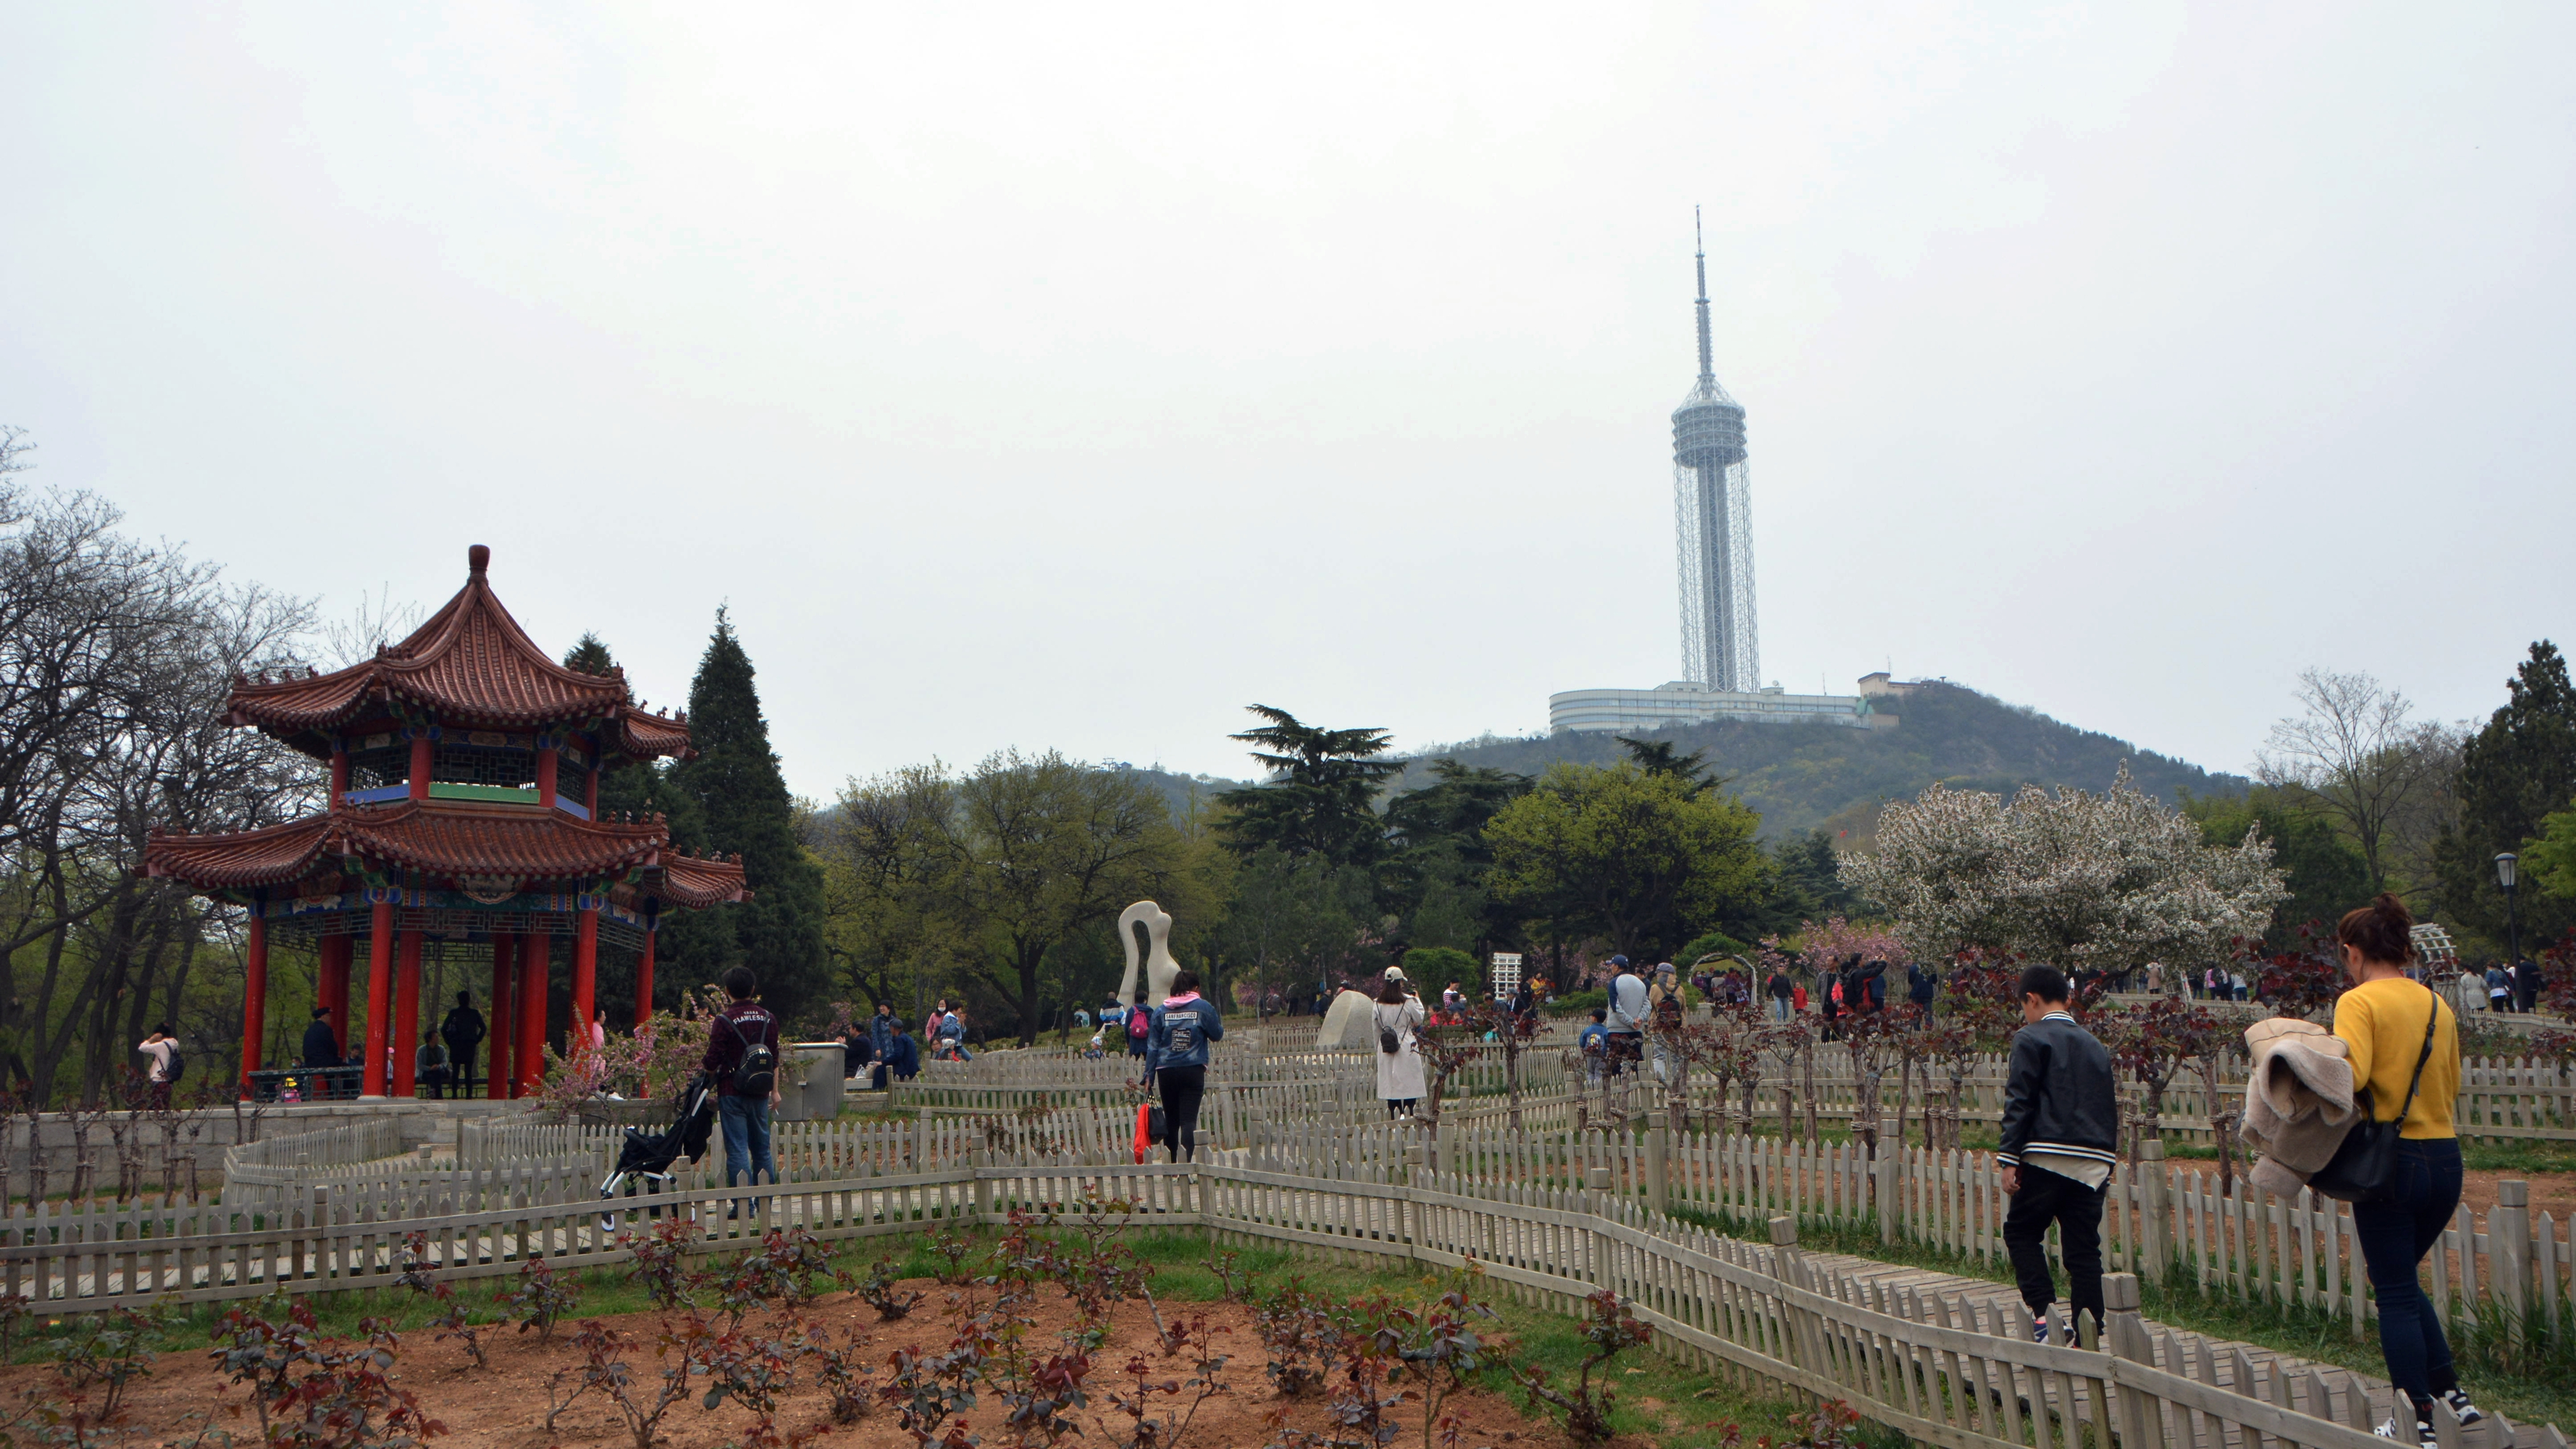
[1392,682,2248,844]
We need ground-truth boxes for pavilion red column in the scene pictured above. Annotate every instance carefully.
[363,900,394,1097]
[584,767,599,817]
[408,731,433,802]
[239,908,268,1099]
[634,920,656,1030]
[318,935,353,1050]
[487,933,514,1101]
[329,740,349,799]
[392,929,423,1097]
[516,930,548,1096]
[535,740,558,809]
[572,904,597,1059]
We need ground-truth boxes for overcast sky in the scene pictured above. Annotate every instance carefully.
[5,4,2569,799]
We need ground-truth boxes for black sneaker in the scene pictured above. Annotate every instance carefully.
[2031,1315,2050,1345]
[2441,1389,2484,1427]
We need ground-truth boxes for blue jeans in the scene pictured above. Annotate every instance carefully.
[2353,1138,2463,1416]
[718,1094,775,1209]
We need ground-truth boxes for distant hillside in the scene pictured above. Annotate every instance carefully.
[1391,683,2249,843]
[1108,765,1250,824]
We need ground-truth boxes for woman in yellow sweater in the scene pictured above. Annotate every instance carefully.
[2331,894,2480,1443]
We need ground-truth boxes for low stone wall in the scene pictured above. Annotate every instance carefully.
[1,1097,550,1198]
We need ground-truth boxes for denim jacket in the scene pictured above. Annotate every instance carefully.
[1145,995,1224,1073]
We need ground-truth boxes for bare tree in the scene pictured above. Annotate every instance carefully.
[2257,669,2457,894]
[0,480,316,1102]
[318,581,423,669]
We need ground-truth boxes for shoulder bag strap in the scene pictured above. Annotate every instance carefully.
[2388,982,2442,1126]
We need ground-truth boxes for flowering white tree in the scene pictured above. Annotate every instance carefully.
[1843,764,2286,977]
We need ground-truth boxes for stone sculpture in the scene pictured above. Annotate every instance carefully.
[1113,899,1180,1009]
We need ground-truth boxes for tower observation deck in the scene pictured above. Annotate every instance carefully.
[1672,211,1759,693]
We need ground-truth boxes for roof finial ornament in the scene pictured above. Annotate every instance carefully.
[468,543,490,577]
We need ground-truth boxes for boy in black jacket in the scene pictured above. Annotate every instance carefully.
[1998,965,2118,1343]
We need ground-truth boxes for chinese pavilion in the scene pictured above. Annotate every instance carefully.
[145,544,749,1100]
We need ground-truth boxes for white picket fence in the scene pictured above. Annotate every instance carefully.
[5,1136,2546,1449]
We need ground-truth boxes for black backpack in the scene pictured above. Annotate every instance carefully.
[723,1011,778,1096]
[164,1047,185,1084]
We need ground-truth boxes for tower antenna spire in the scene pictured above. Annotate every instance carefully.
[1693,205,1714,391]
[1670,208,1756,692]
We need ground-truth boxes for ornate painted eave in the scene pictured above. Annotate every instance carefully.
[143,797,750,906]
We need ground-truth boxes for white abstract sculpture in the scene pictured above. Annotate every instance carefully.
[1319,987,1381,1050]
[1114,900,1181,1008]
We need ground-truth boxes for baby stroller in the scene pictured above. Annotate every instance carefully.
[598,1072,717,1232]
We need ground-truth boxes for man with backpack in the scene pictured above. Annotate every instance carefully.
[699,965,782,1219]
[136,1024,180,1108]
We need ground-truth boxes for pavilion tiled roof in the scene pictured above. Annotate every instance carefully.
[143,798,752,908]
[225,544,694,764]
[657,852,756,909]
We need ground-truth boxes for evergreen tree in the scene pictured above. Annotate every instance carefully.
[562,633,707,1023]
[662,610,830,1024]
[1214,705,1400,868]
[2435,641,2576,952]
[1382,758,1531,954]
[1615,735,1727,794]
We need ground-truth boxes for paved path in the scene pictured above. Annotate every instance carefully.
[1797,1245,2557,1449]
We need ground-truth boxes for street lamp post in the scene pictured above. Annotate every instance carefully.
[2497,852,2523,991]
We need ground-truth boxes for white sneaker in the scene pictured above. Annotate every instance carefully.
[2373,1418,2436,1446]
[2441,1389,2484,1427]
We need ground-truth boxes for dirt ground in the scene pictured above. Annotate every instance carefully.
[19,1277,1629,1449]
[2458,1169,2576,1220]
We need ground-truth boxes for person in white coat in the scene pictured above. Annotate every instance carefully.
[1373,971,1428,1117]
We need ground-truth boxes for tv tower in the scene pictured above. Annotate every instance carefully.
[1672,209,1760,692]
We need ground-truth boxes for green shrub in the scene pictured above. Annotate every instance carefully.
[1679,931,1752,967]
[1402,947,1479,993]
